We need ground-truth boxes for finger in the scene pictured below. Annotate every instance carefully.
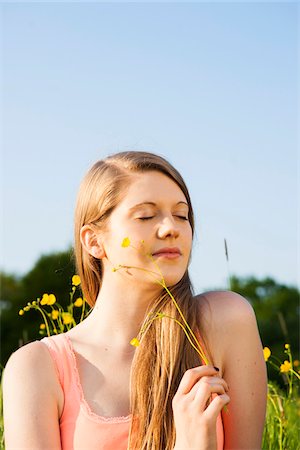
[189,376,229,398]
[203,393,230,422]
[192,380,228,411]
[175,366,219,396]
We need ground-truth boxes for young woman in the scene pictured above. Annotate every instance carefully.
[3,151,267,450]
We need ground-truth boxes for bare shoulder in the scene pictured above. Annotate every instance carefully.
[195,291,267,448]
[194,290,257,367]
[3,340,62,449]
[195,289,255,330]
[3,339,63,410]
[5,339,57,380]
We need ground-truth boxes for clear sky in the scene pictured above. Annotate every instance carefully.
[1,1,298,294]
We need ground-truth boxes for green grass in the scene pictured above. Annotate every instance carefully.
[0,368,4,450]
[262,381,300,450]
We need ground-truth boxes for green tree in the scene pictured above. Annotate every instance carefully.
[230,275,299,385]
[0,248,76,368]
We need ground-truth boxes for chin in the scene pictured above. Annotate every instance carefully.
[162,272,186,288]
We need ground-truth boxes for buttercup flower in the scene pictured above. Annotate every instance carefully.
[119,236,210,365]
[72,275,81,286]
[121,237,130,248]
[74,297,83,307]
[19,309,24,316]
[280,360,292,373]
[51,310,59,320]
[40,324,46,329]
[130,337,140,347]
[40,294,49,305]
[62,312,73,325]
[48,294,56,305]
[263,347,271,362]
[285,343,290,349]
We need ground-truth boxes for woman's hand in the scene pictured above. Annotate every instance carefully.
[172,365,230,450]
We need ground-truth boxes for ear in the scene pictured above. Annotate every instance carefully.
[80,225,106,259]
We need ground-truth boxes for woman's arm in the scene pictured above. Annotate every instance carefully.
[3,341,62,450]
[203,291,267,449]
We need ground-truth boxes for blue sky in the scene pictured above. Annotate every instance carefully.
[1,1,298,294]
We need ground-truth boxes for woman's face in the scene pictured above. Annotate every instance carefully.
[101,171,193,287]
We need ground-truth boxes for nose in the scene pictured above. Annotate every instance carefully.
[157,215,180,240]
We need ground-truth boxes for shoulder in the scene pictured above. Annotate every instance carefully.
[195,289,255,327]
[194,290,257,367]
[3,339,61,403]
[194,291,267,448]
[3,341,63,448]
[5,339,54,372]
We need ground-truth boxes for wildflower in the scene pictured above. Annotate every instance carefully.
[24,306,30,312]
[280,360,292,373]
[40,324,46,330]
[285,343,290,349]
[74,297,83,307]
[118,235,210,365]
[48,294,56,305]
[62,312,73,325]
[263,347,271,362]
[40,294,49,305]
[72,275,81,286]
[19,309,24,316]
[294,360,299,367]
[130,337,140,347]
[51,310,59,320]
[121,237,130,248]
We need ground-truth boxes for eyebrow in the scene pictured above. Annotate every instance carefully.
[129,201,189,211]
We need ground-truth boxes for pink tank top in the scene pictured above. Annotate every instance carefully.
[40,332,224,450]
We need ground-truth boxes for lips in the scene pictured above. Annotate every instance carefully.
[152,247,182,256]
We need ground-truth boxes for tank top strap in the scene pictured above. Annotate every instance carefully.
[40,333,74,395]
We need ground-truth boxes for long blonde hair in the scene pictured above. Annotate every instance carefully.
[74,151,211,450]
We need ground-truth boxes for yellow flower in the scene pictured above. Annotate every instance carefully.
[285,343,290,349]
[74,297,83,307]
[19,309,24,316]
[40,324,46,329]
[51,310,59,320]
[263,347,271,362]
[62,312,73,325]
[40,294,49,305]
[121,237,130,248]
[280,360,292,373]
[294,360,299,367]
[48,294,56,305]
[72,275,81,286]
[130,337,140,347]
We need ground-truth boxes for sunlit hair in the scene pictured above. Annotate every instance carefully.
[74,151,212,450]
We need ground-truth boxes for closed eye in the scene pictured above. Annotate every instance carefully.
[138,217,154,221]
[138,216,188,221]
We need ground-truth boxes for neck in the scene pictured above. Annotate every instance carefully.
[79,269,162,352]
